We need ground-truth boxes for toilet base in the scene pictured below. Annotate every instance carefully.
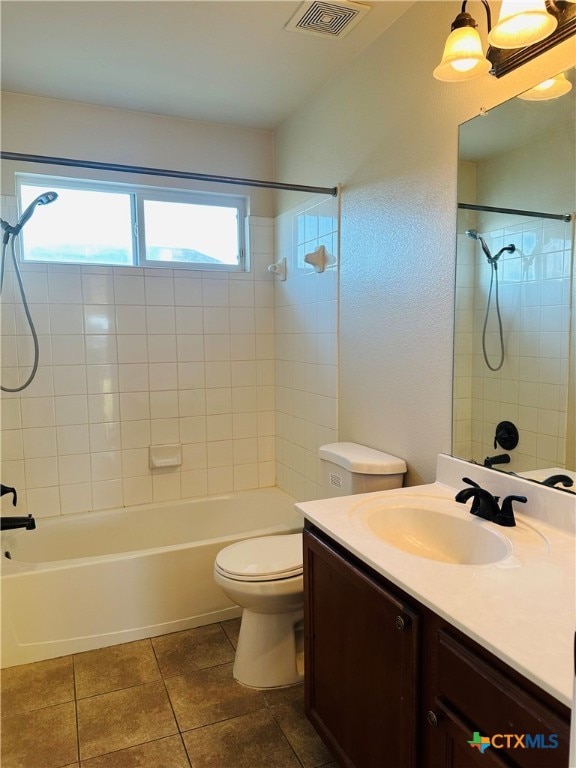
[233,607,304,689]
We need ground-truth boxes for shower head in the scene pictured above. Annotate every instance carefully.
[466,228,516,263]
[465,229,493,262]
[15,191,58,234]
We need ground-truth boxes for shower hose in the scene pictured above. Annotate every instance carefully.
[482,259,505,372]
[0,234,40,392]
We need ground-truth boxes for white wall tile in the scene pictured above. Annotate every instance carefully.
[85,336,118,365]
[148,335,177,363]
[58,453,92,485]
[83,305,116,335]
[48,273,82,304]
[0,211,309,515]
[82,274,115,304]
[207,466,233,494]
[121,419,151,449]
[149,362,178,390]
[202,279,229,307]
[180,469,208,497]
[147,305,176,334]
[145,275,175,306]
[174,276,203,307]
[27,486,61,517]
[117,335,148,364]
[90,422,121,452]
[175,307,203,334]
[122,476,153,506]
[25,456,58,488]
[177,335,204,362]
[116,305,146,334]
[114,275,145,305]
[152,471,180,501]
[54,395,88,425]
[53,366,87,396]
[92,478,123,510]
[50,305,84,335]
[59,482,92,514]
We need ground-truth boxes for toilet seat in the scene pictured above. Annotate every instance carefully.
[215,533,303,582]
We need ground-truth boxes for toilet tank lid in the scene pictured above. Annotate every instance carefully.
[319,442,407,475]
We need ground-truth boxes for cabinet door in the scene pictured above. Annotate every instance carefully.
[427,629,570,768]
[304,529,419,768]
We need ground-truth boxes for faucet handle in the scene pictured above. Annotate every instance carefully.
[495,495,527,527]
[461,477,480,488]
[0,484,17,506]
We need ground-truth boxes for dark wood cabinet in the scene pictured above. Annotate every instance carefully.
[303,525,571,768]
[423,624,570,768]
[304,527,419,768]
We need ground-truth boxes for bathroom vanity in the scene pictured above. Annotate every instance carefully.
[298,456,575,768]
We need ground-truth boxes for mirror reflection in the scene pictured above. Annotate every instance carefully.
[453,69,575,489]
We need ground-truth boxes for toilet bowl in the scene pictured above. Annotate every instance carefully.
[214,533,304,688]
[213,443,407,689]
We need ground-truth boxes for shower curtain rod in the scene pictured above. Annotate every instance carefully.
[458,202,571,222]
[0,151,338,198]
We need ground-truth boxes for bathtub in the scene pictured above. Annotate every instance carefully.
[1,487,301,668]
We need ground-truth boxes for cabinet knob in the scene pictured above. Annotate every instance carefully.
[395,615,406,631]
[427,711,438,727]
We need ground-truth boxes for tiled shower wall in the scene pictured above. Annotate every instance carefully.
[274,196,339,501]
[0,193,277,517]
[454,215,573,473]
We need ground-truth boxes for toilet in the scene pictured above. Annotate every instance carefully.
[213,442,407,688]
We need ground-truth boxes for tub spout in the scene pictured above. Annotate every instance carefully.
[1,515,36,531]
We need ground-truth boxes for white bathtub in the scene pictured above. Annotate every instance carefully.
[0,487,301,668]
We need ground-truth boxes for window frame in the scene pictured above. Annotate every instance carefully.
[16,173,249,272]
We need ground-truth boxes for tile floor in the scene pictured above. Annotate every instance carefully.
[0,619,337,768]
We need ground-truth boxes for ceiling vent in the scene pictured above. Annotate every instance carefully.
[285,0,371,39]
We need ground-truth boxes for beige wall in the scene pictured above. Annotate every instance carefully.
[275,1,576,484]
[1,92,275,216]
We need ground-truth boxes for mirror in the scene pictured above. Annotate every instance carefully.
[453,69,575,490]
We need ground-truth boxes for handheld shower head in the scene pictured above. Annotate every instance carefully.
[466,229,516,263]
[15,191,58,234]
[466,229,493,262]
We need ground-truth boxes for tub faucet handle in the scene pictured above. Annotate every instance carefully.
[0,484,17,506]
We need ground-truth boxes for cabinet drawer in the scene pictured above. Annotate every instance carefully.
[435,629,569,768]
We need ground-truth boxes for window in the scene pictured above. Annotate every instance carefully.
[16,175,248,271]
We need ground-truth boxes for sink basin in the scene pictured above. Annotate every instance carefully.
[350,495,511,565]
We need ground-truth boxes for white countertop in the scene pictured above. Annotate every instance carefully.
[297,457,576,708]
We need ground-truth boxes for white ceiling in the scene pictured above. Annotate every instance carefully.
[1,0,413,130]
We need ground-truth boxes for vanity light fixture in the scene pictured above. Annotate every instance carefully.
[517,70,573,97]
[434,0,576,81]
[433,1,493,81]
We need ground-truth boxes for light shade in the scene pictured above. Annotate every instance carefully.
[488,0,558,49]
[433,26,492,81]
[517,72,573,100]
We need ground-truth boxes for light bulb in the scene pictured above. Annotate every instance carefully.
[434,26,491,82]
[488,0,557,49]
[517,72,573,100]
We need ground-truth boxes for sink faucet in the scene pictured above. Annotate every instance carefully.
[455,478,527,527]
[542,474,574,489]
[455,478,501,522]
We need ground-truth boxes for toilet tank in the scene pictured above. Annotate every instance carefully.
[319,442,407,498]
